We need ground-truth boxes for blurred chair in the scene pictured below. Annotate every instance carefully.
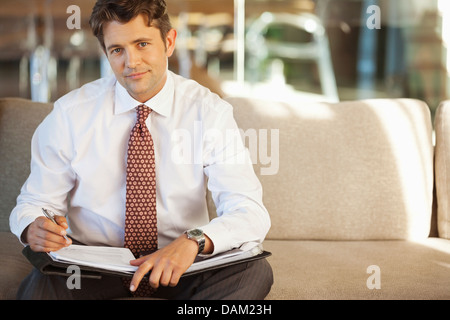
[172,12,234,79]
[246,12,339,102]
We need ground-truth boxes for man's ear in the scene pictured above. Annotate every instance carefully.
[165,29,177,57]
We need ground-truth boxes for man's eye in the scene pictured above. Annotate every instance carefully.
[111,48,121,54]
[139,42,148,48]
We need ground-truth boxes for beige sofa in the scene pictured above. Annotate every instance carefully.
[1,96,450,300]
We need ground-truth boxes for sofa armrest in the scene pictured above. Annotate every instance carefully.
[434,100,450,239]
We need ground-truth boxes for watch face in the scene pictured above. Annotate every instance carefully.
[189,229,203,237]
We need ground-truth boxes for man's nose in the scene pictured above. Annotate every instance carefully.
[126,50,141,69]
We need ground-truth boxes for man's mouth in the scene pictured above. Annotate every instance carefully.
[126,71,148,79]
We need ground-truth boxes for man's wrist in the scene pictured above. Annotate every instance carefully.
[20,226,29,244]
[185,228,205,254]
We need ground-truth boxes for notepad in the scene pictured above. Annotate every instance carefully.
[48,245,138,274]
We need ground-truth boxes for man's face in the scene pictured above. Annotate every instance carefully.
[103,14,176,102]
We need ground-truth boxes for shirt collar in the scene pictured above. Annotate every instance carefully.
[114,71,174,117]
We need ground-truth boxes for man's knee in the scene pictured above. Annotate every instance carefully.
[230,259,273,300]
[252,259,274,299]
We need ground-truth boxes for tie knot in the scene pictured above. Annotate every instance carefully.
[137,105,151,123]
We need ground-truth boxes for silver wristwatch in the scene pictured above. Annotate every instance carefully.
[185,228,205,254]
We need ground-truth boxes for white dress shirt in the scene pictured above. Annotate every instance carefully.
[10,71,270,255]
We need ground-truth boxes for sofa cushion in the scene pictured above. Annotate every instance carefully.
[264,238,450,299]
[434,100,450,239]
[225,97,434,241]
[0,97,53,232]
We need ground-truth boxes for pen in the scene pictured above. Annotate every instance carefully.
[41,208,70,241]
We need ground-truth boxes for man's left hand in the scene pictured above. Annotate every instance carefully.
[129,233,212,291]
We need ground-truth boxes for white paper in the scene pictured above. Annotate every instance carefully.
[49,245,138,273]
[185,242,263,274]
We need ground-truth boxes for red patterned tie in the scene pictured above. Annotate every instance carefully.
[123,104,157,296]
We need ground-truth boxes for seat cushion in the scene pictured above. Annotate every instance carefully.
[263,238,450,299]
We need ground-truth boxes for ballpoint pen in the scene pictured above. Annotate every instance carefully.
[41,208,70,241]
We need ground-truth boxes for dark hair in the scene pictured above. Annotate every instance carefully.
[89,0,172,51]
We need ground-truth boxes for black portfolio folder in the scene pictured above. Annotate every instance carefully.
[22,245,272,280]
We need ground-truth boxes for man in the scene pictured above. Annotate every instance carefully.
[10,0,272,299]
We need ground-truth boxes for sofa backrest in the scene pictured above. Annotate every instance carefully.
[225,97,435,241]
[0,97,436,242]
[0,98,53,232]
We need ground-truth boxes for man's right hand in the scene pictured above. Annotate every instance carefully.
[22,216,72,252]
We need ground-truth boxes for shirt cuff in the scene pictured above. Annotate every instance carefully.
[14,214,39,246]
[198,222,238,256]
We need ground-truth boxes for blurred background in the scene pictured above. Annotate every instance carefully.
[0,0,449,118]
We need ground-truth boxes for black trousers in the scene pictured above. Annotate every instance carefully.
[16,259,273,300]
